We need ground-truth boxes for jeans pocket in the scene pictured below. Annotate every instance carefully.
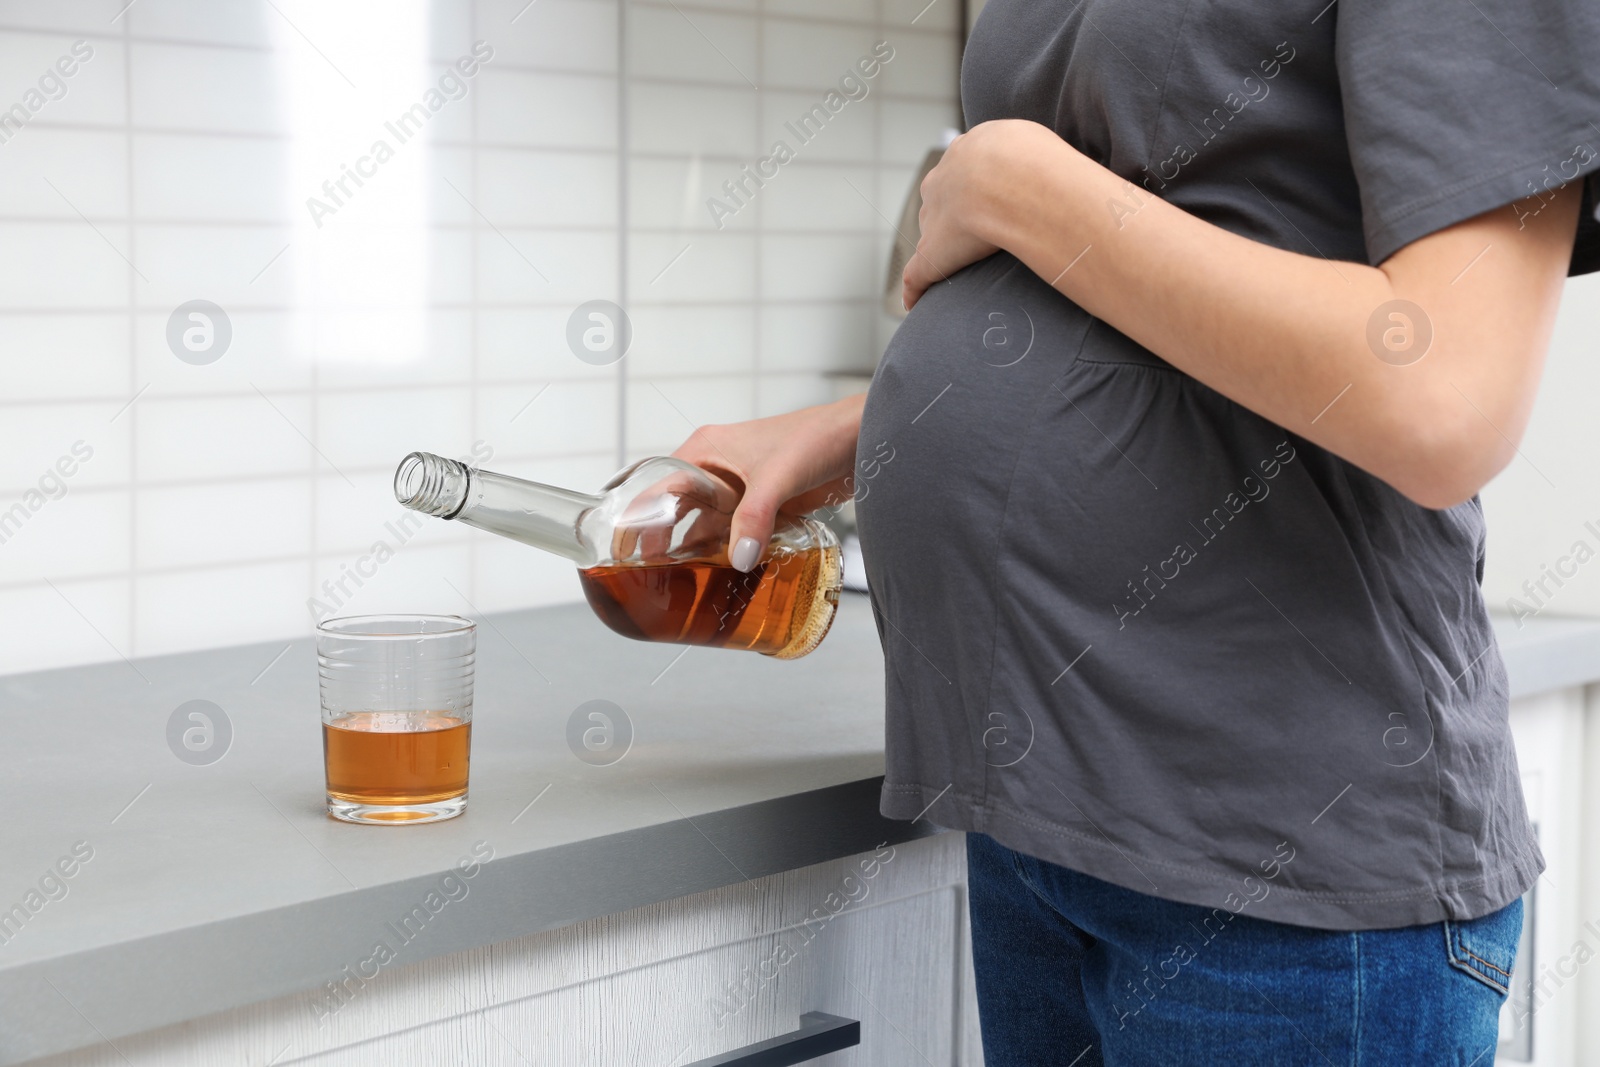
[1444,897,1523,996]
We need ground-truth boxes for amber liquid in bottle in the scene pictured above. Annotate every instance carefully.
[323,712,471,805]
[579,541,842,659]
[395,451,845,658]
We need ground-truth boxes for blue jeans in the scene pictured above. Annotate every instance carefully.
[966,832,1521,1066]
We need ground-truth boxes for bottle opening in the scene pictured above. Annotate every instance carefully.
[394,452,470,518]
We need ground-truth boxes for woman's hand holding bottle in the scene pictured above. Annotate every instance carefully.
[671,394,866,572]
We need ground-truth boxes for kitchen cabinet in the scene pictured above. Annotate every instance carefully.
[1494,618,1600,1066]
[27,833,980,1067]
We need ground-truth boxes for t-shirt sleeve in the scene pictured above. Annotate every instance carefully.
[1335,0,1600,274]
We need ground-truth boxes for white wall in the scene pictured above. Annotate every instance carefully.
[16,0,1574,674]
[0,0,959,674]
[1482,272,1600,621]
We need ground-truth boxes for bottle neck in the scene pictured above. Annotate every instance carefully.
[395,452,602,566]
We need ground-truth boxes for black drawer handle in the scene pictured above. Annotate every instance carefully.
[685,1011,861,1066]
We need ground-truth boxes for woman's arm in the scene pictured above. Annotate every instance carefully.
[903,120,1584,509]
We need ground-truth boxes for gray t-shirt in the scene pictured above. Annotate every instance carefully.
[857,0,1600,929]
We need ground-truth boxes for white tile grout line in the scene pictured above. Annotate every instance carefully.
[0,447,609,504]
[1,547,492,593]
[122,5,139,658]
[304,266,319,613]
[616,0,630,469]
[469,0,482,605]
[7,88,957,142]
[0,195,913,229]
[873,0,884,365]
[752,6,764,416]
[0,294,891,321]
[7,5,954,52]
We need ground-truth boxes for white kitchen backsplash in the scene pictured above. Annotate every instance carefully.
[0,0,958,673]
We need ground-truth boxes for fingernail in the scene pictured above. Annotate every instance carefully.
[731,536,761,572]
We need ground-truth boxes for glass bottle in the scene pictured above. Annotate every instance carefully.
[394,452,843,659]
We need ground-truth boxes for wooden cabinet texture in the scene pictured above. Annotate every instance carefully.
[28,832,982,1067]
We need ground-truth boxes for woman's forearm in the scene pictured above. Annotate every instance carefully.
[964,123,1580,508]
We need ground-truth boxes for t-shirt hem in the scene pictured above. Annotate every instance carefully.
[1365,128,1600,273]
[881,781,1543,932]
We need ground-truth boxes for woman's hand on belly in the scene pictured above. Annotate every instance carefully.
[670,394,865,571]
[901,120,1058,311]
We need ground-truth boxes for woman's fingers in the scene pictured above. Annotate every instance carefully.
[665,397,868,570]
[728,487,779,571]
[902,274,926,311]
[902,247,937,310]
[727,449,842,571]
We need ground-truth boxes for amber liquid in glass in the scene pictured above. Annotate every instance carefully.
[323,712,471,805]
[578,542,841,659]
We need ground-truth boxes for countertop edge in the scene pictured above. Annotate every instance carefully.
[1496,614,1600,700]
[2,777,939,1066]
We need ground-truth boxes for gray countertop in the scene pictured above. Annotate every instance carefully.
[1493,611,1600,699]
[2,596,1596,1064]
[0,592,935,1066]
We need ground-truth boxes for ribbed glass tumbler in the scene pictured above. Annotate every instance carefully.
[316,614,475,825]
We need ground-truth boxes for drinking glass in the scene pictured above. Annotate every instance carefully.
[316,614,475,824]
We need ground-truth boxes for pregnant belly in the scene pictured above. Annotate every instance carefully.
[854,250,1336,654]
[853,253,1101,649]
[865,252,1094,427]
[855,250,1095,561]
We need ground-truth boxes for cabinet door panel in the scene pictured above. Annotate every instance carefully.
[293,886,963,1066]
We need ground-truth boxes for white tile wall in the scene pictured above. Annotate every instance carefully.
[0,0,958,674]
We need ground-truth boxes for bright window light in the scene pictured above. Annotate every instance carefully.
[275,0,431,365]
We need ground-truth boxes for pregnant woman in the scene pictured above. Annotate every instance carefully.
[674,1,1599,1061]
